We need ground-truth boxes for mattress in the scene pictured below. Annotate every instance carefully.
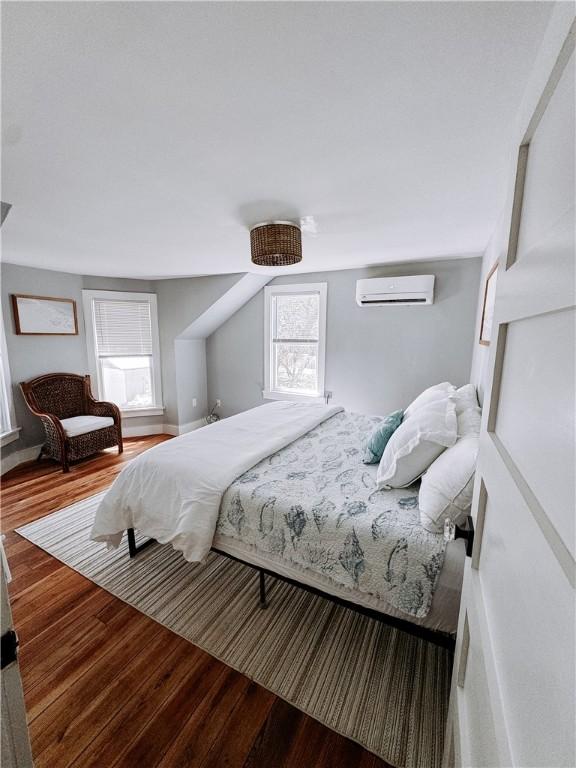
[213,532,464,634]
[215,410,465,634]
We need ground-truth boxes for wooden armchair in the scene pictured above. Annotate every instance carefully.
[20,373,123,472]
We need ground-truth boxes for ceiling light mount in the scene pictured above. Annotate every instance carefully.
[250,220,302,267]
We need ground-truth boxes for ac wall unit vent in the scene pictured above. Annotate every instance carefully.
[356,275,435,306]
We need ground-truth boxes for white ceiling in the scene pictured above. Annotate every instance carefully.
[1,2,552,278]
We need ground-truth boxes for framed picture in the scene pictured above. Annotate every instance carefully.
[479,262,498,346]
[11,294,78,336]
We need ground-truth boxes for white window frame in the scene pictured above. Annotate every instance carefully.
[263,282,327,403]
[82,290,164,417]
[0,316,20,446]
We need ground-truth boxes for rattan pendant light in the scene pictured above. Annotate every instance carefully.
[250,221,302,266]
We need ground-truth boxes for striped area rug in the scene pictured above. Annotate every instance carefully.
[16,493,452,768]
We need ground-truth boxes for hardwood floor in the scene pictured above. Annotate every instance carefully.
[2,437,391,768]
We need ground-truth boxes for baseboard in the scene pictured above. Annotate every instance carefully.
[121,423,167,438]
[1,444,42,475]
[121,418,206,438]
[163,418,206,436]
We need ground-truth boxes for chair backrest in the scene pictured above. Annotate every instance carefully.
[21,373,91,420]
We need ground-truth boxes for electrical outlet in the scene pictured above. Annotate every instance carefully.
[216,399,222,408]
[192,398,197,407]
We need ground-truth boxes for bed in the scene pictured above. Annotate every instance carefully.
[91,401,465,647]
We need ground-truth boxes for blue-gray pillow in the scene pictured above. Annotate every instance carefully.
[362,410,404,464]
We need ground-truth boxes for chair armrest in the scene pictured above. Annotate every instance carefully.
[86,397,122,425]
[38,413,67,442]
[21,398,65,434]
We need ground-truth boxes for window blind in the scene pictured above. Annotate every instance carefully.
[273,293,320,343]
[93,299,153,356]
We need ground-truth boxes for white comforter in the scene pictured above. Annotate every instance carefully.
[90,401,343,562]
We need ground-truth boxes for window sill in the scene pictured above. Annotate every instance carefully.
[121,407,165,418]
[262,390,326,404]
[1,427,21,447]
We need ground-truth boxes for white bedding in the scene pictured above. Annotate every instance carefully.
[90,401,343,561]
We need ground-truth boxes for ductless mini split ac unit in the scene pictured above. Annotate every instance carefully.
[355,275,435,306]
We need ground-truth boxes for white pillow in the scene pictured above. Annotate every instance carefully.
[457,406,482,438]
[453,384,478,415]
[404,382,455,419]
[419,435,479,532]
[377,398,458,489]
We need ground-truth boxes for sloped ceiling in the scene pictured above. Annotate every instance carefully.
[1,1,552,278]
[177,273,270,340]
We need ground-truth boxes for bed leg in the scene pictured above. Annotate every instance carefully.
[127,528,156,558]
[127,528,138,558]
[259,570,267,609]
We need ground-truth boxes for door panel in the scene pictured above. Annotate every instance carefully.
[479,465,575,767]
[515,52,574,260]
[1,551,33,768]
[456,603,501,768]
[497,207,574,323]
[494,307,575,554]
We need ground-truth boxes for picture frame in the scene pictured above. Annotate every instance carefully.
[11,294,78,336]
[479,262,498,346]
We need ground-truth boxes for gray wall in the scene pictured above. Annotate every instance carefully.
[155,273,239,425]
[1,262,154,454]
[207,258,482,418]
[1,263,242,457]
[174,339,207,427]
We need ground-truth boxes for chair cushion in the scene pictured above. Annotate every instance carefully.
[60,415,115,438]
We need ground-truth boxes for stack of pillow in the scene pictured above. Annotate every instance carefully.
[362,382,481,533]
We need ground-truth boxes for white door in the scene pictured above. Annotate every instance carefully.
[1,544,34,767]
[444,14,576,768]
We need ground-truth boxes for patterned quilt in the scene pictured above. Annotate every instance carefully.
[217,410,447,618]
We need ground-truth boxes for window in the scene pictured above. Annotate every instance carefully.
[83,290,163,416]
[264,283,327,401]
[0,314,19,445]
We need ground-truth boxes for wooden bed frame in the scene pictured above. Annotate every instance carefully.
[125,526,469,651]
